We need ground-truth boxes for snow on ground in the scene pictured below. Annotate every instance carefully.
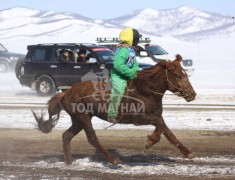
[0,109,235,131]
[0,108,235,131]
[2,155,235,176]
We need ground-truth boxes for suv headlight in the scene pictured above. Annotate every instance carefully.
[182,59,193,66]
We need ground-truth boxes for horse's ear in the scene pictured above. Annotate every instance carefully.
[175,54,182,62]
[158,60,175,71]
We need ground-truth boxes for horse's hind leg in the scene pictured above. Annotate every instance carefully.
[62,119,83,164]
[81,115,121,165]
[160,118,193,158]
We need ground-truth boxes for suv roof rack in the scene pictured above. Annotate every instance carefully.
[139,37,151,43]
[96,37,120,43]
[96,37,151,43]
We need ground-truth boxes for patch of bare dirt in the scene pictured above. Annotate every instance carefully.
[0,128,234,179]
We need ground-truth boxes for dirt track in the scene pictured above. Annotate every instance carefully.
[0,128,234,179]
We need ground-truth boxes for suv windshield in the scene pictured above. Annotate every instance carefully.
[145,45,168,55]
[0,44,7,52]
[91,47,114,62]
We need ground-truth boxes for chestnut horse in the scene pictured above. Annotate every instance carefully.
[33,55,196,165]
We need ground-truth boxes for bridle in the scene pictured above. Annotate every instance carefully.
[148,69,185,97]
[166,69,185,97]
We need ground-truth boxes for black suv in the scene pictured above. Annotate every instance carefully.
[0,43,25,73]
[16,43,151,96]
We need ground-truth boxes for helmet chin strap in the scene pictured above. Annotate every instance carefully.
[132,38,139,46]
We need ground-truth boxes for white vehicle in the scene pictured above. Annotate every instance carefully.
[96,37,194,76]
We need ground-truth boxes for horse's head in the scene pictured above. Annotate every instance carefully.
[159,55,196,102]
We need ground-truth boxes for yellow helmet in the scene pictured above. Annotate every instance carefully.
[119,28,141,46]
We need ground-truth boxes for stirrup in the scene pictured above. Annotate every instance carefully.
[108,117,117,123]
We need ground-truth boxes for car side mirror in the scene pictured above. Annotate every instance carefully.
[140,51,148,57]
[88,58,97,63]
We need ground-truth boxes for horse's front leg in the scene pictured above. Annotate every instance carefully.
[145,127,162,149]
[160,117,193,158]
[143,116,164,149]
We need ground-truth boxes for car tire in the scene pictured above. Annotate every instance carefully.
[15,59,24,79]
[0,61,9,73]
[36,76,56,96]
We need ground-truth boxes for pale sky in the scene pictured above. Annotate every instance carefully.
[0,0,234,19]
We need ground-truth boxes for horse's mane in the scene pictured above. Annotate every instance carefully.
[137,63,161,81]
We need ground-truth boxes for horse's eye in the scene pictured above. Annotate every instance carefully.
[176,73,182,79]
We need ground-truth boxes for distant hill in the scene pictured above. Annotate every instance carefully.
[0,6,235,42]
[107,6,235,40]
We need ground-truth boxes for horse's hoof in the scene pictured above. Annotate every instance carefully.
[65,161,72,165]
[111,157,122,165]
[184,152,194,159]
[187,152,194,159]
[145,139,154,149]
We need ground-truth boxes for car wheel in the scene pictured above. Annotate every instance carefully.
[36,76,56,96]
[0,61,9,73]
[15,59,24,79]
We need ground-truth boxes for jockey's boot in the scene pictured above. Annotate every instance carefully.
[108,117,117,123]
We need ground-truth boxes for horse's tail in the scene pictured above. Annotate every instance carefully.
[32,92,65,134]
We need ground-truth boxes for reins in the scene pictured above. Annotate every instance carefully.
[148,69,185,97]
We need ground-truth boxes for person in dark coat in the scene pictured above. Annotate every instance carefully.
[59,49,70,63]
[77,49,87,62]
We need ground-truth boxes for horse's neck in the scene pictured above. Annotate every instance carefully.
[129,67,167,97]
[151,69,167,95]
